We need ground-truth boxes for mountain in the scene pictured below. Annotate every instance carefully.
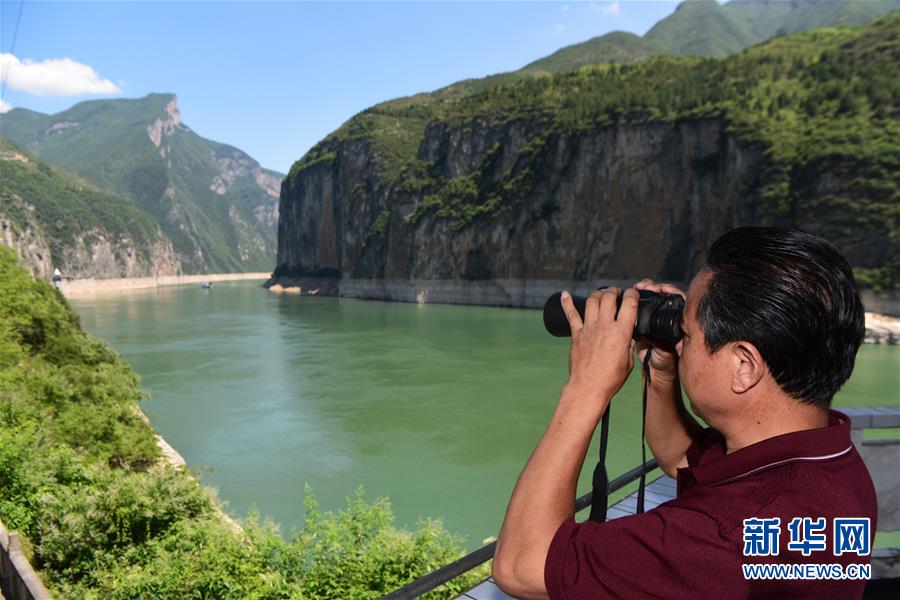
[270,12,900,303]
[0,94,282,274]
[523,0,898,73]
[0,139,179,279]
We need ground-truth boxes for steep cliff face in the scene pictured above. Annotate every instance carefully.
[1,216,53,279]
[1,215,180,280]
[273,118,770,306]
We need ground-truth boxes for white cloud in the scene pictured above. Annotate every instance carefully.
[0,98,11,113]
[556,23,566,32]
[561,3,569,11]
[0,53,122,96]
[588,1,621,16]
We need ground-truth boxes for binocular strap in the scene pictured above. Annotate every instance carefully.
[587,406,611,523]
[587,350,653,523]
[637,351,652,515]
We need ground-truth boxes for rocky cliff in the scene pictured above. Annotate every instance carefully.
[271,14,899,306]
[1,215,180,280]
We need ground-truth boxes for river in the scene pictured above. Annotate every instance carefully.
[69,280,899,550]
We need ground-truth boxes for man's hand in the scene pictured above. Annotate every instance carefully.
[634,279,686,382]
[560,287,639,409]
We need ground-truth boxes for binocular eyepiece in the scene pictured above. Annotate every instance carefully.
[543,288,685,344]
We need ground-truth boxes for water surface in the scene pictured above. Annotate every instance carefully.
[69,281,899,549]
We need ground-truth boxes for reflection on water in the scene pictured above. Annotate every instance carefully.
[69,282,899,549]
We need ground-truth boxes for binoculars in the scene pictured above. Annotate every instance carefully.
[543,289,685,344]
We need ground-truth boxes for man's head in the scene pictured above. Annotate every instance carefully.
[676,227,865,417]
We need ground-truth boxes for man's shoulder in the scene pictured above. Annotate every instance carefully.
[675,449,877,536]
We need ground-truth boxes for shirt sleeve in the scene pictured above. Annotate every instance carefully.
[544,505,744,599]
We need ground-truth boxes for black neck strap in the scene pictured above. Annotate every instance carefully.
[637,351,652,514]
[588,405,611,523]
[587,350,652,523]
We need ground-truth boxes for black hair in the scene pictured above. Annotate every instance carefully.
[696,227,865,408]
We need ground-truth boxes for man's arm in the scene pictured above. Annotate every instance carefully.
[634,279,702,478]
[493,288,639,599]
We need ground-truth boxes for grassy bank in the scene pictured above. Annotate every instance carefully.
[0,246,487,598]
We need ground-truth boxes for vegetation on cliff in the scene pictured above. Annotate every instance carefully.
[0,138,167,275]
[289,12,900,288]
[0,247,487,598]
[524,0,897,72]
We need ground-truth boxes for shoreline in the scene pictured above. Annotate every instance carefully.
[58,272,271,298]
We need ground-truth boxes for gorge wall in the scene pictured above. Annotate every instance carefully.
[271,117,778,307]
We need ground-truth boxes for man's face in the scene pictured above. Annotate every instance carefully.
[675,270,732,423]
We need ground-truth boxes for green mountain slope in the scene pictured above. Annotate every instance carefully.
[725,0,900,40]
[644,0,757,56]
[1,94,282,273]
[522,0,898,73]
[0,138,179,278]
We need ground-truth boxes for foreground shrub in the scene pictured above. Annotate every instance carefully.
[261,487,489,599]
[36,465,215,582]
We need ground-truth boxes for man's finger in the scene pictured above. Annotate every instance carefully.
[584,290,604,325]
[617,288,640,335]
[634,278,686,299]
[657,283,686,299]
[560,291,583,333]
[599,287,620,323]
[635,278,663,293]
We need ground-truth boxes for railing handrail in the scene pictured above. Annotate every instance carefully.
[382,458,659,600]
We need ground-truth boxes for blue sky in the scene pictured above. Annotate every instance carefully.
[0,1,687,173]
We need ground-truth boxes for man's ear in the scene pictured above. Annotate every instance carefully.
[730,341,765,394]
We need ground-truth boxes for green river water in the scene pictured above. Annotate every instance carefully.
[69,280,899,550]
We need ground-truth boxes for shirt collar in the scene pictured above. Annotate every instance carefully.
[679,410,854,488]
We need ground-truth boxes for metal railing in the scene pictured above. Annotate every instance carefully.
[382,458,659,600]
[0,519,52,600]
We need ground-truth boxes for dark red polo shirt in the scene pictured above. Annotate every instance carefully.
[545,411,877,599]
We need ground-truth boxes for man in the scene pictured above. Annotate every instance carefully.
[493,227,876,599]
